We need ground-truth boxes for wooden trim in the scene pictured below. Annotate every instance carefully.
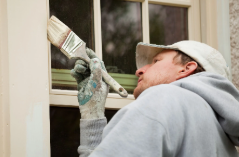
[50,94,134,109]
[148,0,191,7]
[108,93,135,99]
[188,0,201,41]
[142,0,150,43]
[200,0,231,80]
[51,69,138,92]
[50,88,135,98]
[48,36,53,94]
[199,0,218,49]
[0,0,10,156]
[48,0,53,95]
[50,68,136,109]
[50,89,77,96]
[3,0,51,155]
[216,0,231,80]
[94,0,103,60]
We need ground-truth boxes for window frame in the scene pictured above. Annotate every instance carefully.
[0,0,232,155]
[48,0,213,109]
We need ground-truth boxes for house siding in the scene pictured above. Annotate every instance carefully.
[230,0,239,89]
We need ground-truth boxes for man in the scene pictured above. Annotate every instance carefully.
[71,40,239,157]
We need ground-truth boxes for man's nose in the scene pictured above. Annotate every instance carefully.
[135,65,149,77]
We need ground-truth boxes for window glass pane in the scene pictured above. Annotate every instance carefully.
[149,4,188,45]
[101,0,142,94]
[50,106,118,157]
[50,0,94,90]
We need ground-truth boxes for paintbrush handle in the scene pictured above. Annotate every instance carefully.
[70,46,128,97]
[83,57,128,97]
[101,69,128,97]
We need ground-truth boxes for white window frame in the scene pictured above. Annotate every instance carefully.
[49,0,202,109]
[0,0,232,156]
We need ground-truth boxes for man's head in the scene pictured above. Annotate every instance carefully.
[133,49,204,98]
[133,41,230,99]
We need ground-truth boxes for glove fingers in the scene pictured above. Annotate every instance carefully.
[89,58,103,84]
[70,69,84,84]
[74,60,91,76]
[86,48,99,59]
[100,61,107,72]
[75,60,87,67]
[85,48,107,72]
[74,64,87,73]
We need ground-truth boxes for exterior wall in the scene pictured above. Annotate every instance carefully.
[0,0,51,156]
[0,0,238,156]
[229,0,239,151]
[230,0,239,89]
[0,0,10,156]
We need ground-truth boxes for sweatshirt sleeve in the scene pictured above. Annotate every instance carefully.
[78,117,107,157]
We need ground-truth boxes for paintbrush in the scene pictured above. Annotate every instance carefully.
[47,16,128,98]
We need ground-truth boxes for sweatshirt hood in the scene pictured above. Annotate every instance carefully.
[171,72,239,146]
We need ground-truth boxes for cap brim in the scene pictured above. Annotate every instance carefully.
[136,42,178,69]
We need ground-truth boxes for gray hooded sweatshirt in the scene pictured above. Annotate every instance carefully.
[78,72,239,157]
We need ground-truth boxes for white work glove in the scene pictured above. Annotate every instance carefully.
[71,48,109,119]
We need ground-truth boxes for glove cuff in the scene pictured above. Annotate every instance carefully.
[79,117,107,148]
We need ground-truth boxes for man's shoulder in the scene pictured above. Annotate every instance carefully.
[138,84,198,101]
[127,84,209,120]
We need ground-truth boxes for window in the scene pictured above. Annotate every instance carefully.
[49,0,200,154]
[149,4,188,45]
[101,0,142,94]
[0,0,229,155]
[50,107,117,157]
[50,0,94,91]
[49,0,200,109]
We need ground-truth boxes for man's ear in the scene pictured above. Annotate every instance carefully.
[176,61,198,80]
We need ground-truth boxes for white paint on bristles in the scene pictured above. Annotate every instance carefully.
[47,16,71,48]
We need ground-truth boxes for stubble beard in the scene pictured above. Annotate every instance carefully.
[133,80,153,99]
[133,85,144,99]
[133,73,164,99]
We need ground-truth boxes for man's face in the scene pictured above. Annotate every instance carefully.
[133,49,183,99]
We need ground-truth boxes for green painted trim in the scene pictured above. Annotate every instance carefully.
[51,69,138,91]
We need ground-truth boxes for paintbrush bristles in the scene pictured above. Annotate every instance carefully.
[47,16,71,48]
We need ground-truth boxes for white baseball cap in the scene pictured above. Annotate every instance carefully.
[135,40,230,79]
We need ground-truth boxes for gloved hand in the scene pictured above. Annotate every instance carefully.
[71,48,109,119]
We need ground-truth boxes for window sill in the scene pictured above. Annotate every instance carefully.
[50,69,136,109]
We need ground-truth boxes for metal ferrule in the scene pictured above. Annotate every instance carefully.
[60,31,83,59]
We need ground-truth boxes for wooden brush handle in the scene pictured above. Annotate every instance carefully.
[84,58,128,98]
[71,47,128,97]
[101,69,128,97]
